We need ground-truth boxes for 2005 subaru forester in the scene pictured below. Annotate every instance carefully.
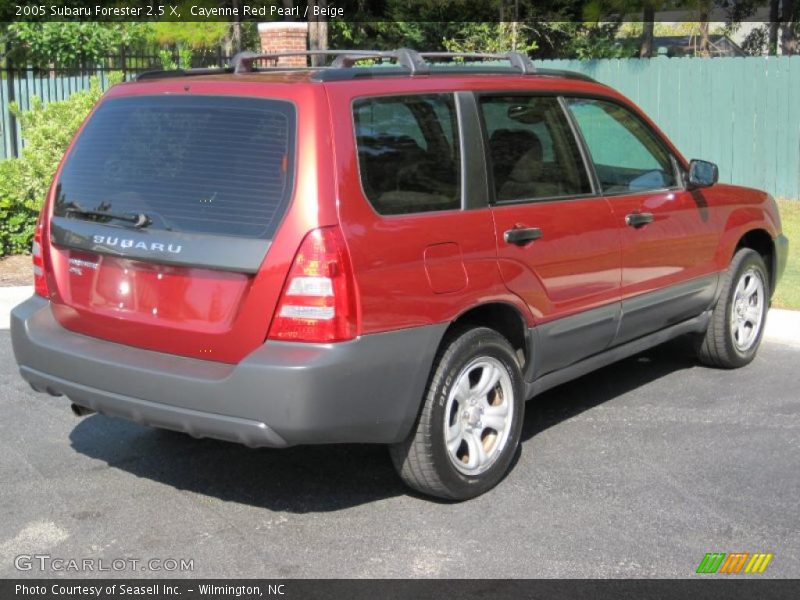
[11,49,789,500]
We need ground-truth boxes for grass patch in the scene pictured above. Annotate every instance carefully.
[773,199,800,310]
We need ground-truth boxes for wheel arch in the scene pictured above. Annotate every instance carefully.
[717,203,779,298]
[734,228,776,296]
[442,301,532,373]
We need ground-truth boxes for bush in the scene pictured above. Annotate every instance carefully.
[0,72,122,257]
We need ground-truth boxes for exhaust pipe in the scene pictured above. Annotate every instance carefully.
[70,403,95,417]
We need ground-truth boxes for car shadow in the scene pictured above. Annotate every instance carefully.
[521,338,698,442]
[69,339,699,512]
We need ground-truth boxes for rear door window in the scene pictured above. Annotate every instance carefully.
[353,94,461,215]
[55,95,296,239]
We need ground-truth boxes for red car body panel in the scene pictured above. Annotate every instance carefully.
[35,71,782,364]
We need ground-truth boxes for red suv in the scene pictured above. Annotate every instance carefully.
[11,50,788,500]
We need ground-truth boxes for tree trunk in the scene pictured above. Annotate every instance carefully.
[781,0,798,55]
[232,0,242,53]
[282,0,295,21]
[308,1,328,67]
[769,0,780,55]
[698,17,710,57]
[640,6,655,58]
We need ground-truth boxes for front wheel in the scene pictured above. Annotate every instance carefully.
[390,327,525,500]
[697,248,770,368]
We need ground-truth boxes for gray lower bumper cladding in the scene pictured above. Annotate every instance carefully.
[11,296,446,448]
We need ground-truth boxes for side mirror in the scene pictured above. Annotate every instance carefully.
[687,159,718,190]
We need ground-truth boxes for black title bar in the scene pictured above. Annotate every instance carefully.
[0,1,782,23]
[4,579,800,600]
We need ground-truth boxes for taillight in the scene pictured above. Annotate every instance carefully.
[32,213,48,297]
[268,227,358,343]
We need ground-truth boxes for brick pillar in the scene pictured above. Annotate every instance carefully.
[258,22,308,66]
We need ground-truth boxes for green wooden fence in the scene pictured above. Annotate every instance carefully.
[534,56,800,199]
[2,56,799,199]
[0,69,126,160]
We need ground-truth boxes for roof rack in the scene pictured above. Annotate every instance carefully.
[417,51,536,74]
[133,49,599,83]
[231,48,536,76]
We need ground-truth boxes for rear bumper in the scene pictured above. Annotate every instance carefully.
[11,296,445,448]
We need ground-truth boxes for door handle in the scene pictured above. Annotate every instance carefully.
[504,227,542,246]
[625,212,654,228]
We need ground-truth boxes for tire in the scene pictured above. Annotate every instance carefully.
[697,248,770,369]
[390,326,525,500]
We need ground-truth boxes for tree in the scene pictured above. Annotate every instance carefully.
[781,0,798,54]
[308,0,329,66]
[328,0,631,59]
[770,0,781,54]
[641,3,655,57]
[149,22,230,51]
[732,1,799,55]
[2,22,149,67]
[697,2,712,56]
[443,22,538,54]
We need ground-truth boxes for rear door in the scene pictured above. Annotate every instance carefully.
[44,84,322,363]
[480,94,621,376]
[564,97,720,345]
[324,83,502,338]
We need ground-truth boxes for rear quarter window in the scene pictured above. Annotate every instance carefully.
[353,94,461,215]
[55,95,296,239]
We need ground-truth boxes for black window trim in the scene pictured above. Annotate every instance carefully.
[349,91,466,218]
[473,90,600,207]
[454,92,492,211]
[562,93,686,198]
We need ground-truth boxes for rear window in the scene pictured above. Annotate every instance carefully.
[55,95,295,239]
[353,94,461,215]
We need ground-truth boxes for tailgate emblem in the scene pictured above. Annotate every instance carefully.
[68,258,99,276]
[92,235,183,254]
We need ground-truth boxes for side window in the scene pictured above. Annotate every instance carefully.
[479,95,591,202]
[566,98,678,194]
[353,94,461,215]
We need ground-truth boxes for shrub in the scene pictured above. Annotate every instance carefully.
[0,72,122,256]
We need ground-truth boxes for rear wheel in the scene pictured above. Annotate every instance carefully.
[390,327,524,500]
[697,248,769,368]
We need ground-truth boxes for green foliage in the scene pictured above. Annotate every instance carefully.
[328,2,629,59]
[158,47,193,70]
[548,22,638,59]
[0,159,35,256]
[443,22,538,54]
[4,23,149,67]
[150,21,230,50]
[773,199,800,310]
[0,73,123,256]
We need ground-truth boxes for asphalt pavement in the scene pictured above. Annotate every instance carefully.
[0,330,798,579]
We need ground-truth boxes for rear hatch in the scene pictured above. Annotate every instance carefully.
[44,85,299,362]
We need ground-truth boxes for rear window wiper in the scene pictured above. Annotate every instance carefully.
[65,207,152,229]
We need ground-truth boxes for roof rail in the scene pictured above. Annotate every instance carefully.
[417,51,536,74]
[136,66,232,81]
[231,48,536,76]
[134,49,595,84]
[232,49,430,74]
